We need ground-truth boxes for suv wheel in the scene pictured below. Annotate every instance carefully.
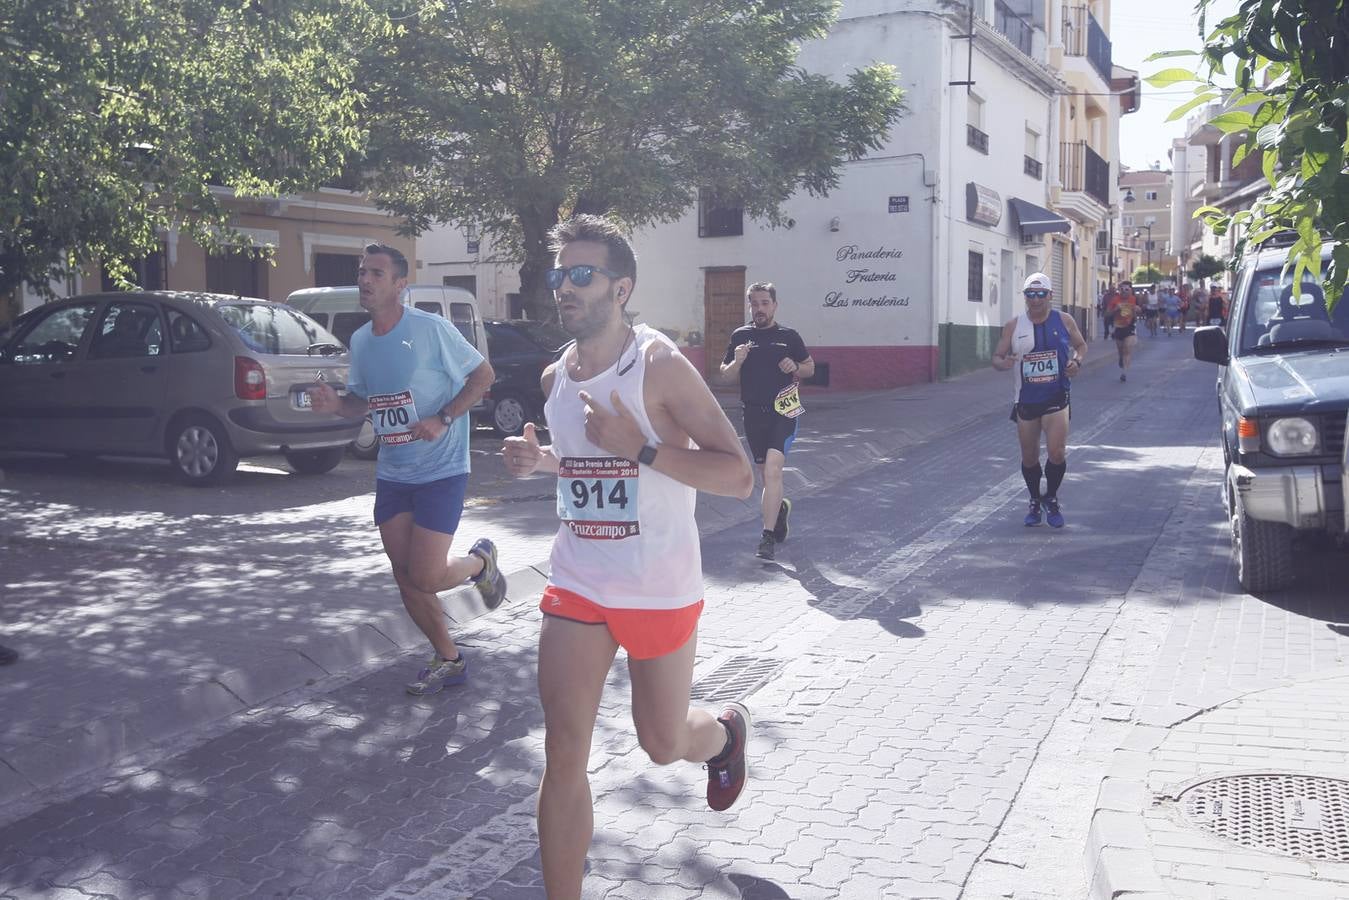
[170,414,238,486]
[491,393,531,436]
[1232,493,1294,592]
[350,416,379,460]
[285,446,346,475]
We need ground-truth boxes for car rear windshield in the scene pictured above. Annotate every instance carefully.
[516,321,573,352]
[1239,267,1349,353]
[216,303,344,355]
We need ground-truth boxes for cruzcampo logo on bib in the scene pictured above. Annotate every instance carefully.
[774,381,804,419]
[558,456,640,539]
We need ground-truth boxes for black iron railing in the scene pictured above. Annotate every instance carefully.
[1059,140,1110,207]
[967,124,989,154]
[1062,5,1112,82]
[994,0,1035,56]
[1024,156,1043,179]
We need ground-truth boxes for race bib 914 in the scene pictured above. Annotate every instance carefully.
[558,456,640,539]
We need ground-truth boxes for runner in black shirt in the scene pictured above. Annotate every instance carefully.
[720,282,814,560]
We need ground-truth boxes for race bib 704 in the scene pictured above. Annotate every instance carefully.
[1020,350,1060,385]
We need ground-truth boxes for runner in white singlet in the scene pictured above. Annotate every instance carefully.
[501,216,754,900]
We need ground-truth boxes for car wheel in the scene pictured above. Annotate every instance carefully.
[1231,493,1294,593]
[350,416,379,460]
[170,414,239,486]
[284,446,346,475]
[491,393,531,436]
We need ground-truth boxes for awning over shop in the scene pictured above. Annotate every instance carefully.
[1009,197,1071,237]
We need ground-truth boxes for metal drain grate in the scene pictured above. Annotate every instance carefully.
[1178,774,1349,861]
[689,656,783,704]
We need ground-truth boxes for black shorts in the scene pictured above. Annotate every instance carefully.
[743,405,799,464]
[1113,325,1137,340]
[1010,390,1070,422]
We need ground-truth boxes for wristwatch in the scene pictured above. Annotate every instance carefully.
[637,443,659,466]
[440,412,454,426]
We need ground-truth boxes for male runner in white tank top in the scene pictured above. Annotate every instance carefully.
[502,216,754,900]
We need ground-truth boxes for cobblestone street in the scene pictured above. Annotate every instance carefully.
[2,335,1347,898]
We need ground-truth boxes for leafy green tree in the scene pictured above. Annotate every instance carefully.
[0,0,378,320]
[363,0,903,319]
[1131,264,1164,284]
[1187,253,1226,284]
[1147,0,1348,309]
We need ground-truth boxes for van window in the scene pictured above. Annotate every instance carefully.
[414,301,443,316]
[331,311,372,347]
[450,302,479,349]
[307,312,330,329]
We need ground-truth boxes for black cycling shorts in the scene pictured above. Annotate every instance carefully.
[742,405,798,464]
[1010,390,1070,422]
[1113,324,1137,340]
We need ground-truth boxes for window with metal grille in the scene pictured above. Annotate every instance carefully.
[968,251,984,302]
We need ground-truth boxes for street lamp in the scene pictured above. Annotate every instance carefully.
[1133,223,1154,279]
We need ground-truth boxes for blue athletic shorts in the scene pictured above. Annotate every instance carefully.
[373,473,469,535]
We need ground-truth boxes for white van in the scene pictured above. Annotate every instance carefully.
[285,284,490,458]
[285,284,489,357]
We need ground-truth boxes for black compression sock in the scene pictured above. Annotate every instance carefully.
[1021,464,1043,500]
[1045,460,1066,498]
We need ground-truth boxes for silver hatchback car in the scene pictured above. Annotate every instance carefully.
[0,291,362,484]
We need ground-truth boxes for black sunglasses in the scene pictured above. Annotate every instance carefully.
[545,264,623,291]
[1023,289,1050,299]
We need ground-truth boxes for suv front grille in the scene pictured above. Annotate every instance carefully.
[1325,414,1346,458]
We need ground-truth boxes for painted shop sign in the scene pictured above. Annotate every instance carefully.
[824,244,911,309]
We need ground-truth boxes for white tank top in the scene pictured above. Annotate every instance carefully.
[544,325,701,610]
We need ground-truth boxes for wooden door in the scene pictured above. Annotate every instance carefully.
[703,268,746,378]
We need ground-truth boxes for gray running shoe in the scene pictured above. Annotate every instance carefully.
[470,538,507,610]
[756,532,775,560]
[406,655,467,695]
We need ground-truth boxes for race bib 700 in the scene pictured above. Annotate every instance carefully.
[368,389,417,445]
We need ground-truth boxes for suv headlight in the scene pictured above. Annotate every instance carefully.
[1265,417,1319,455]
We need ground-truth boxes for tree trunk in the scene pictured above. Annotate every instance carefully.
[517,206,561,322]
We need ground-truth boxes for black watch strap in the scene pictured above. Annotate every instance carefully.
[637,444,658,466]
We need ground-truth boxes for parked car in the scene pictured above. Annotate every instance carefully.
[1192,241,1349,591]
[475,319,572,435]
[286,284,490,459]
[0,291,362,484]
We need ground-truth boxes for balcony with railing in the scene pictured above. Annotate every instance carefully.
[994,0,1035,57]
[967,124,990,155]
[1024,156,1043,180]
[1062,5,1112,83]
[1059,140,1110,208]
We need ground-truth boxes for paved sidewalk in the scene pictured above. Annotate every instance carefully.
[0,347,1095,817]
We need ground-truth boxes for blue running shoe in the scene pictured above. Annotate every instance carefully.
[1044,496,1064,528]
[1023,499,1043,527]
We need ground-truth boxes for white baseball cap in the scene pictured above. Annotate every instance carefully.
[1023,272,1052,292]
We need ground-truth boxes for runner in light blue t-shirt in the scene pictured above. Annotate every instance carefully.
[308,243,507,696]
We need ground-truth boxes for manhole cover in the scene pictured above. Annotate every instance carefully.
[1178,774,1349,861]
[690,656,783,704]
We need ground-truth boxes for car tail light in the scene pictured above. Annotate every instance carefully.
[234,356,267,400]
[1237,416,1260,453]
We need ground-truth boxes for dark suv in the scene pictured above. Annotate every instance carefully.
[1193,243,1349,591]
[475,319,571,435]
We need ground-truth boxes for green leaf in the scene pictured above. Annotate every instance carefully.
[1146,67,1203,88]
[1165,91,1220,123]
[1144,49,1200,62]
[1209,110,1254,133]
[1231,141,1251,167]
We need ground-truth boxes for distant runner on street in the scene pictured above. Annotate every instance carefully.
[308,243,504,697]
[501,215,755,900]
[991,272,1087,529]
[1107,280,1141,382]
[719,282,815,561]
